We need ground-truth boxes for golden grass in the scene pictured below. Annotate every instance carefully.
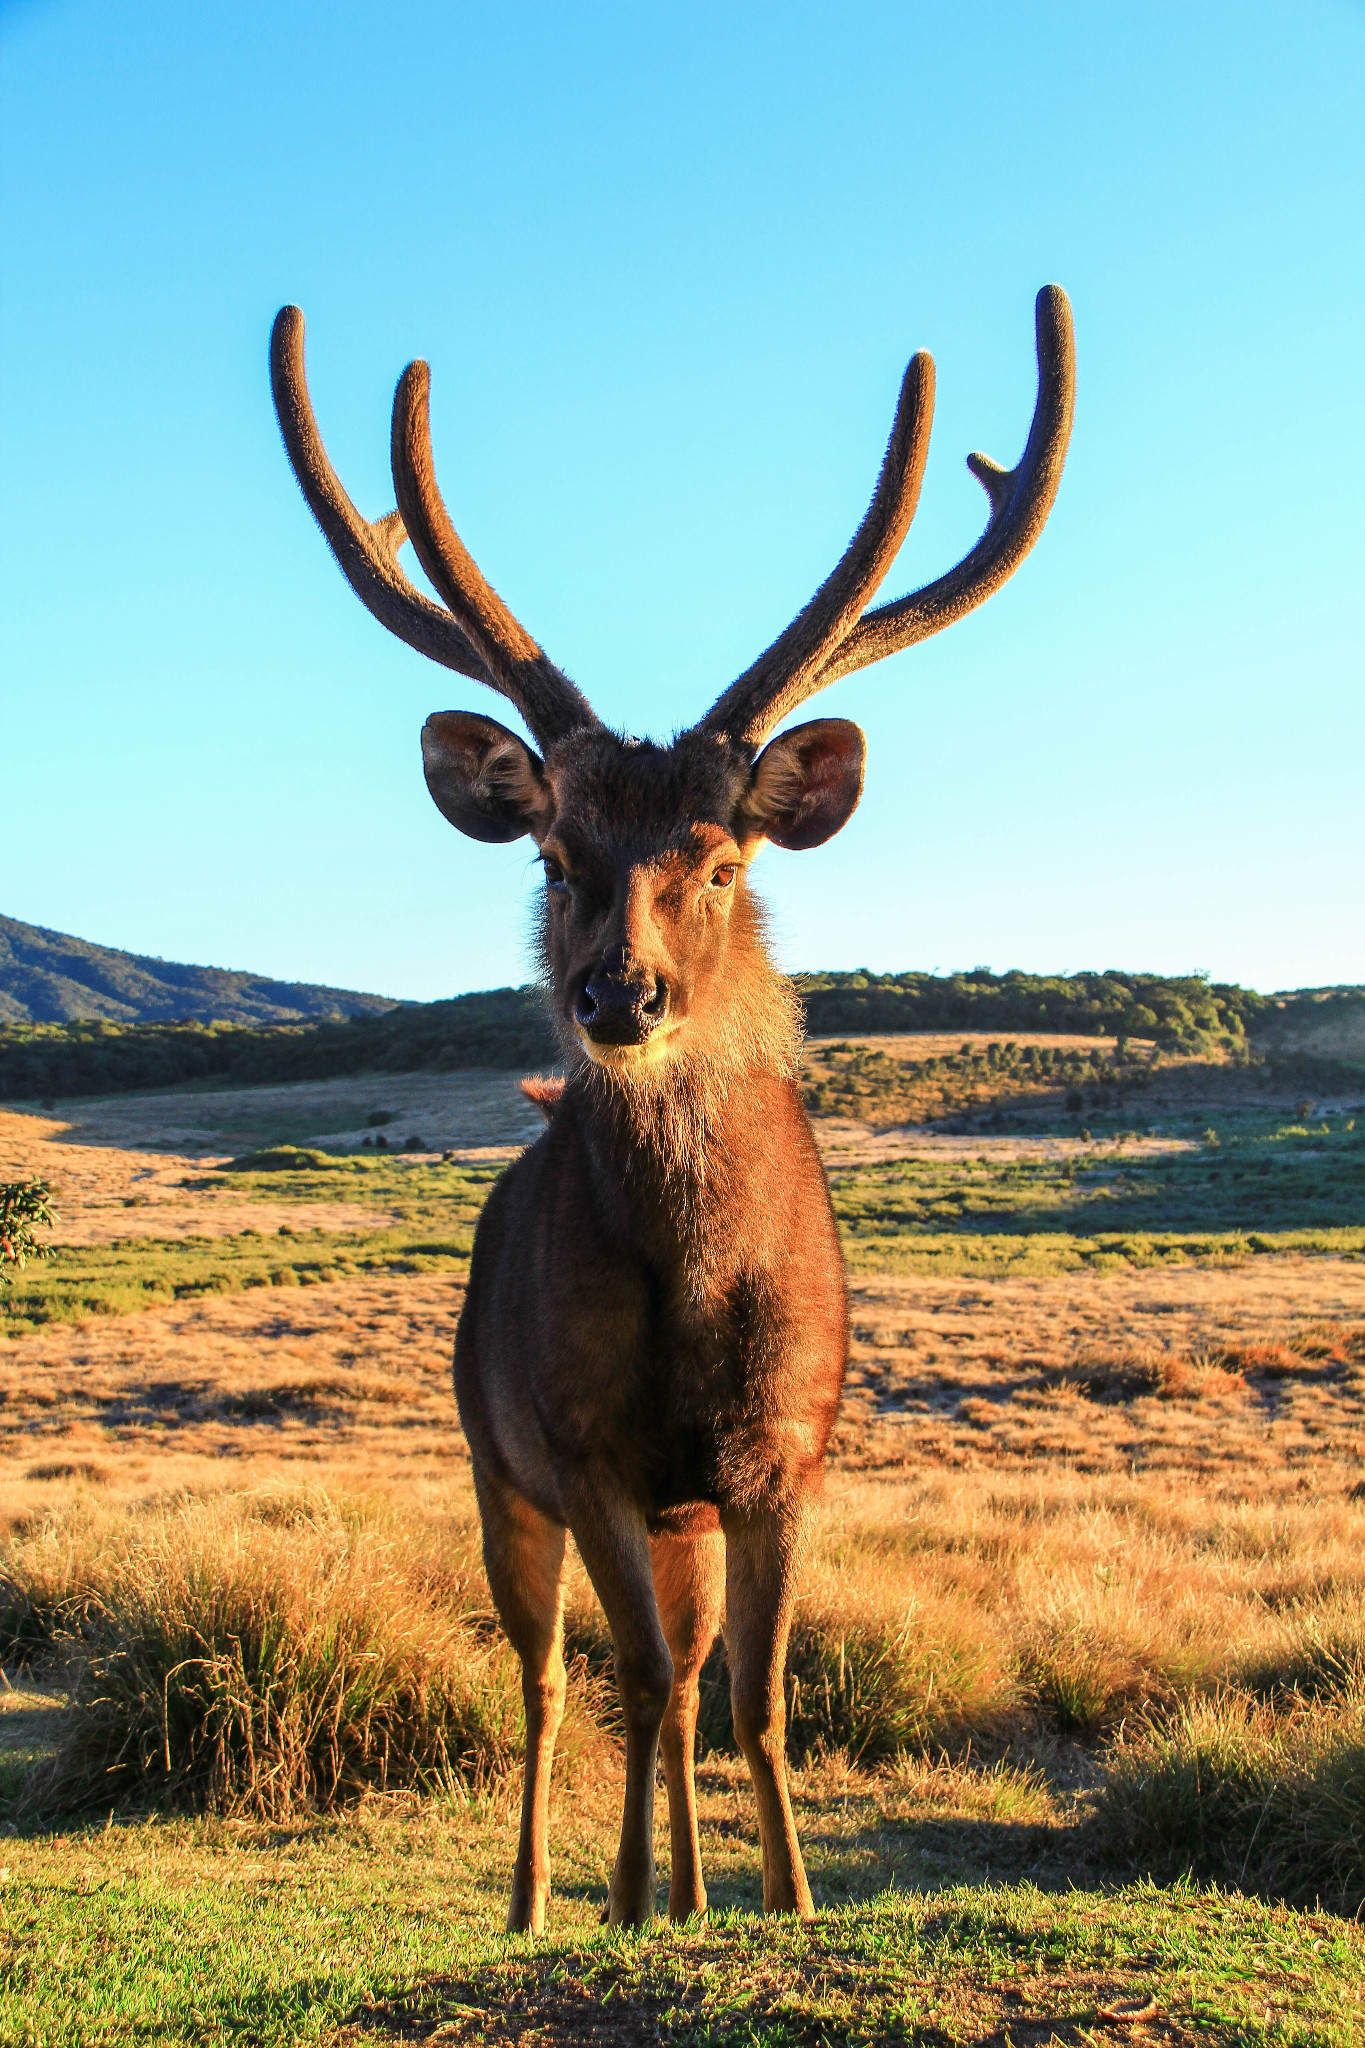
[1,1084,1362,1926]
[3,1302,1360,1817]
[2,1486,611,1820]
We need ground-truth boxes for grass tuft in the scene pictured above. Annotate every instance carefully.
[2,1492,606,1818]
[1092,1685,1365,1912]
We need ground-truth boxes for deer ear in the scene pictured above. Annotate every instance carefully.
[740,717,866,850]
[421,712,554,843]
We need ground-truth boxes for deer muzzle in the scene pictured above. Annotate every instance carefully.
[573,961,670,1051]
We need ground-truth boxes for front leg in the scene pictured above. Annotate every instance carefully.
[471,1468,567,1935]
[652,1520,725,1921]
[567,1484,674,1928]
[722,1497,815,1918]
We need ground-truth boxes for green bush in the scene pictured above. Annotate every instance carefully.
[0,986,557,1101]
[10,969,1355,1104]
[0,1179,56,1281]
[1092,1687,1365,1913]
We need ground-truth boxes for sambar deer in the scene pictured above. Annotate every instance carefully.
[270,287,1074,1929]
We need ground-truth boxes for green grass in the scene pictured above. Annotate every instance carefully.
[7,1116,1361,1331]
[0,1157,498,1334]
[832,1112,1365,1275]
[0,1797,1360,2047]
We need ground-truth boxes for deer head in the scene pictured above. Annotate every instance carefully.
[271,291,1073,1076]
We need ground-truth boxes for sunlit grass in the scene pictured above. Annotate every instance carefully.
[7,1115,1362,1330]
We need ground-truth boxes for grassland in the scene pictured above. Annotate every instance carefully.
[0,1154,497,1335]
[5,1083,1360,1328]
[0,1034,1362,2043]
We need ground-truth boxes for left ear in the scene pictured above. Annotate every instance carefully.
[421,711,554,843]
[738,717,866,850]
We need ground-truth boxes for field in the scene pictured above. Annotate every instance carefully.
[1,1035,1363,2045]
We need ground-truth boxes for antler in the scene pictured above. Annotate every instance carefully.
[270,307,596,754]
[698,351,935,751]
[700,286,1075,752]
[389,361,596,751]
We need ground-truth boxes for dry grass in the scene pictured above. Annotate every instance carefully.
[1,1486,609,1819]
[0,1073,544,1163]
[1,1079,1362,1921]
[3,1291,1361,1817]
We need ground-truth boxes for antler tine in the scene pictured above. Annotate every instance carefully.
[812,285,1075,690]
[698,350,936,752]
[390,361,597,753]
[269,306,489,686]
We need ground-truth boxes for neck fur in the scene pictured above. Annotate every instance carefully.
[552,920,802,1273]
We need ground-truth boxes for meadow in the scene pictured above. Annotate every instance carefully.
[0,1032,1362,2044]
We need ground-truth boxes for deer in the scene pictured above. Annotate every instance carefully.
[270,285,1074,1932]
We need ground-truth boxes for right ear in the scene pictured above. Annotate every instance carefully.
[421,712,554,843]
[739,717,866,850]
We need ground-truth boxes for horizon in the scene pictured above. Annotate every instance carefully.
[2,3,1361,1000]
[2,905,1357,1012]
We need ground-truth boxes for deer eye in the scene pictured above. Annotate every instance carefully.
[710,863,737,890]
[542,857,568,891]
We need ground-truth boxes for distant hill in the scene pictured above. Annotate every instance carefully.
[0,915,399,1027]
[1,958,1361,1103]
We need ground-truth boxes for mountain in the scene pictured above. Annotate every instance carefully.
[0,915,400,1027]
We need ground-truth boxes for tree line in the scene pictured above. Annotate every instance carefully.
[0,970,1354,1102]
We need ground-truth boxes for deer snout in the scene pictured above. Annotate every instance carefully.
[573,959,670,1047]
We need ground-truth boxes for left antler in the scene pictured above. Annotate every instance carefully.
[699,286,1075,752]
[271,307,597,755]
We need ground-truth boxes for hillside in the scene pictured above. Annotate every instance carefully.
[1,962,1361,1102]
[0,914,398,1027]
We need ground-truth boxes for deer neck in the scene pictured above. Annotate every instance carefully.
[566,962,802,1283]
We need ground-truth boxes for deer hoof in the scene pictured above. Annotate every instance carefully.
[506,1881,549,1935]
[668,1894,708,1924]
[605,1881,657,1928]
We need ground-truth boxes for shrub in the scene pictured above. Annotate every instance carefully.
[225,1147,337,1172]
[0,1179,56,1281]
[3,1493,602,1819]
[1092,1686,1365,1913]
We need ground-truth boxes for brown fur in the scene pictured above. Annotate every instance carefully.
[454,730,849,1927]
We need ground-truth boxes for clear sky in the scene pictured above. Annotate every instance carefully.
[2,1,1361,1001]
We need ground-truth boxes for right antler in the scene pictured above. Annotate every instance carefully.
[270,308,596,754]
[699,286,1075,752]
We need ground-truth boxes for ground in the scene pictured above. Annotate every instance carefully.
[0,1039,1362,2044]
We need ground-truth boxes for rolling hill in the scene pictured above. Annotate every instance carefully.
[2,917,1360,1101]
[0,914,398,1027]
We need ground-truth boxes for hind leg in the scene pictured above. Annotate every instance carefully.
[473,1466,567,1935]
[723,1497,814,1918]
[651,1519,726,1920]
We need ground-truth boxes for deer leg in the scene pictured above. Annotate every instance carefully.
[651,1522,725,1921]
[722,1499,815,1918]
[473,1469,567,1936]
[567,1489,673,1928]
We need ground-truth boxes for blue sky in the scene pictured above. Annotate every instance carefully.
[2,1,1361,1000]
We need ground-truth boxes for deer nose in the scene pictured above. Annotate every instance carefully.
[574,961,669,1045]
